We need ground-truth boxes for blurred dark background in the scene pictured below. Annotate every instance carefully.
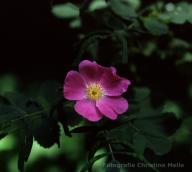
[0,0,77,80]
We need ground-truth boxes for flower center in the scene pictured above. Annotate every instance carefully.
[86,83,103,100]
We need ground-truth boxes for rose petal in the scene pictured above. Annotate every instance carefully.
[75,99,103,121]
[100,70,131,96]
[97,63,117,74]
[64,70,86,100]
[96,96,128,120]
[111,67,117,74]
[79,60,103,84]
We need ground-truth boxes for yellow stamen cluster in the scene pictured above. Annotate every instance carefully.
[86,83,103,100]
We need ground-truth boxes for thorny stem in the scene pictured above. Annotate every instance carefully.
[108,142,115,161]
[105,130,116,161]
[123,114,137,121]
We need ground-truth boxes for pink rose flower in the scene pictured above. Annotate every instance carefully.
[63,60,131,121]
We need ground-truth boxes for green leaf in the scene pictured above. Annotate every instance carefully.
[0,105,20,122]
[32,117,60,148]
[18,131,33,172]
[0,92,45,134]
[133,88,164,119]
[0,92,61,171]
[58,102,82,127]
[89,0,108,12]
[52,3,80,19]
[2,92,60,148]
[170,38,190,49]
[169,12,186,24]
[0,93,34,135]
[69,18,82,28]
[108,87,172,156]
[176,52,192,65]
[133,132,147,154]
[109,0,137,20]
[0,104,24,134]
[80,153,108,172]
[143,17,168,35]
[4,92,41,115]
[159,2,192,24]
[132,121,171,155]
[0,74,18,94]
[131,88,172,155]
[108,123,134,144]
[88,140,106,161]
[133,87,150,103]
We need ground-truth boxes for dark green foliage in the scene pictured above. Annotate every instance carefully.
[1,0,191,172]
[0,91,62,171]
[0,93,45,137]
[130,89,171,155]
[0,104,22,134]
[159,2,192,24]
[18,131,33,172]
[32,117,60,148]
[132,121,171,155]
[109,0,137,20]
[58,101,82,127]
[143,17,169,35]
[80,153,109,172]
[57,101,82,137]
[71,89,177,171]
